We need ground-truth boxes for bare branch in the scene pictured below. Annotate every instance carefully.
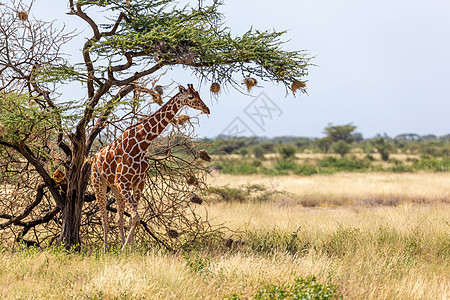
[16,207,60,241]
[85,84,134,155]
[111,63,165,86]
[74,3,101,40]
[0,184,45,229]
[17,143,64,208]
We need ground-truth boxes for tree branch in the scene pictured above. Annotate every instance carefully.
[85,84,134,155]
[29,64,72,160]
[102,12,128,37]
[15,207,60,241]
[17,143,65,208]
[74,3,101,40]
[0,184,45,229]
[111,63,165,86]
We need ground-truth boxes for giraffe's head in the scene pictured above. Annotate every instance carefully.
[179,84,210,115]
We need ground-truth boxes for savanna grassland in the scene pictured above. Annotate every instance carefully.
[0,170,449,299]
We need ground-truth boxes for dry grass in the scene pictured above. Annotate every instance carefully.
[0,201,448,299]
[207,172,450,206]
[0,172,449,299]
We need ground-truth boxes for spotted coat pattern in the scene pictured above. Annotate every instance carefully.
[91,84,210,252]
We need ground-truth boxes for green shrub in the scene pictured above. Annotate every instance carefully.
[317,157,369,172]
[293,164,318,176]
[238,148,249,157]
[255,276,341,300]
[182,251,213,277]
[274,159,298,174]
[372,137,392,161]
[244,228,311,255]
[209,186,247,202]
[253,146,266,159]
[331,140,351,158]
[413,158,450,172]
[324,226,360,257]
[387,164,414,173]
[277,145,297,159]
[252,160,262,167]
[217,161,259,175]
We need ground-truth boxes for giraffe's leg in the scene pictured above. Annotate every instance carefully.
[112,187,125,246]
[129,180,145,246]
[117,182,140,251]
[92,173,109,253]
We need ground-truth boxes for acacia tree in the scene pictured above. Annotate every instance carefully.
[0,0,311,249]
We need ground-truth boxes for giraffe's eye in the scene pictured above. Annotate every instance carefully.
[188,95,194,100]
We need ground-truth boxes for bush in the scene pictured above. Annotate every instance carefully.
[255,276,341,300]
[244,228,310,255]
[209,186,247,202]
[293,164,318,176]
[277,145,297,160]
[216,161,259,175]
[238,148,249,157]
[253,146,266,159]
[317,157,370,172]
[272,160,317,176]
[372,137,392,161]
[413,158,450,172]
[274,159,298,174]
[331,140,351,158]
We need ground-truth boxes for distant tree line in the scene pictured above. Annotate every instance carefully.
[204,123,450,160]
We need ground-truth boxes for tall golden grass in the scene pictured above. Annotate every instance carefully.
[0,172,448,299]
[208,172,450,205]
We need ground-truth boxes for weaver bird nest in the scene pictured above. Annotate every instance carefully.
[291,80,307,93]
[210,82,221,94]
[243,77,258,92]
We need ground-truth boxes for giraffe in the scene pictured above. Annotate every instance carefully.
[91,84,210,252]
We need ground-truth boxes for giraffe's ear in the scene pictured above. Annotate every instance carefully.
[178,85,187,94]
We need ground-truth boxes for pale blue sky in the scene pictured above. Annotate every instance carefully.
[31,0,450,138]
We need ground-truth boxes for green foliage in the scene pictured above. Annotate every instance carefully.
[315,137,332,153]
[182,251,214,277]
[272,160,317,176]
[238,148,249,157]
[244,228,311,255]
[253,146,266,159]
[277,145,297,160]
[87,0,311,88]
[35,63,87,84]
[324,226,360,257]
[214,161,259,175]
[209,137,257,154]
[210,155,449,176]
[331,140,351,158]
[209,184,272,203]
[386,164,415,173]
[209,185,247,202]
[255,276,341,300]
[412,157,450,172]
[323,123,357,143]
[372,137,391,161]
[0,93,68,146]
[317,157,370,172]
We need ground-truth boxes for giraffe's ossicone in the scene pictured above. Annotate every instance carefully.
[91,84,210,252]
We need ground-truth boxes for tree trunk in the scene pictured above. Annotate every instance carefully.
[59,188,83,250]
[58,137,91,250]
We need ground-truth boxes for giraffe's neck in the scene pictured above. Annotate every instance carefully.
[130,93,184,154]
